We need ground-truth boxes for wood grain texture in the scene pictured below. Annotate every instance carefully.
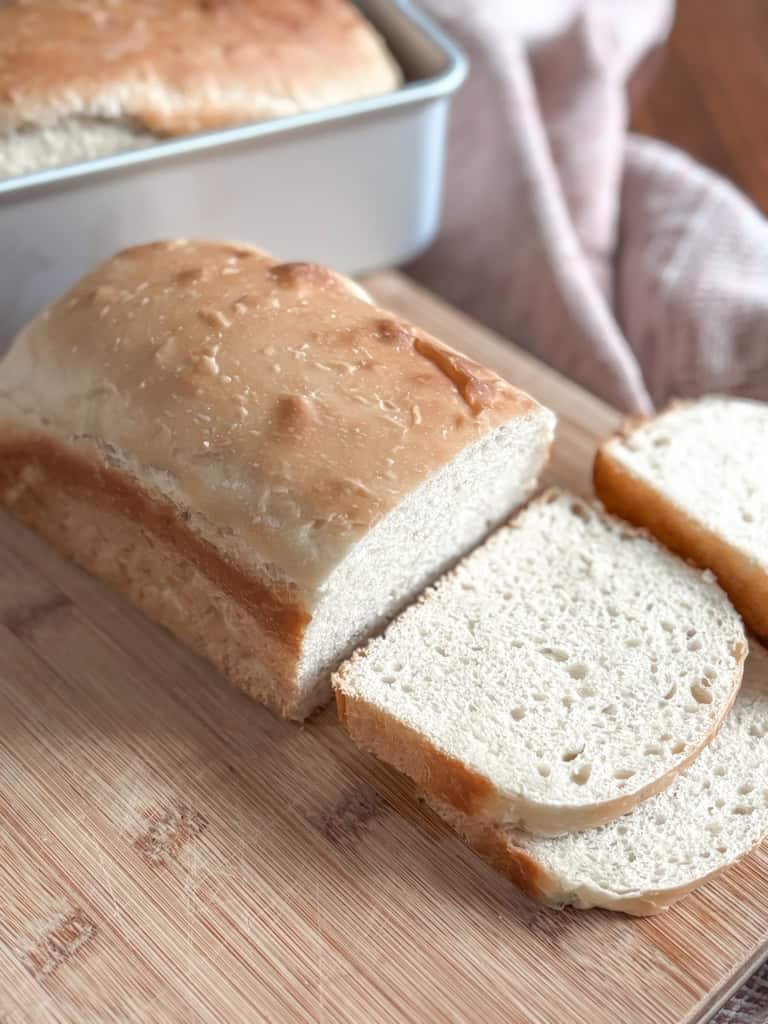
[0,272,766,1024]
[631,0,768,215]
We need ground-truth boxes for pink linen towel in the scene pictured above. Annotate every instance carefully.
[410,0,768,412]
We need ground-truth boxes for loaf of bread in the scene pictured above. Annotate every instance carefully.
[335,490,746,835]
[430,640,768,916]
[0,240,555,719]
[0,0,401,179]
[595,397,768,636]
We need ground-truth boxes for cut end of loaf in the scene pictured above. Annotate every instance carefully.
[299,410,556,709]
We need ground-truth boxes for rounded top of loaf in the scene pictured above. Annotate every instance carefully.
[0,0,401,137]
[1,240,550,589]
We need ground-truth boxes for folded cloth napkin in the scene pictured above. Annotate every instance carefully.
[410,0,768,412]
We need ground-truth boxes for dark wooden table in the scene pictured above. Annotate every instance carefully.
[631,0,768,215]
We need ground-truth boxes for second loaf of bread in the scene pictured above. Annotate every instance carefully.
[0,0,402,178]
[0,240,555,718]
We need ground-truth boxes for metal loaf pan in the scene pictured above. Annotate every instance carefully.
[0,0,466,348]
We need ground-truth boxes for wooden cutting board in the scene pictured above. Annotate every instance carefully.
[1,273,766,1024]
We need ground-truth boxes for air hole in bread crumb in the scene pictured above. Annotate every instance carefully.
[733,805,754,816]
[569,501,590,522]
[690,680,713,704]
[716,844,728,854]
[537,764,550,778]
[671,740,686,754]
[578,686,595,698]
[625,638,640,649]
[652,435,670,447]
[713,766,726,777]
[703,666,717,680]
[715,798,725,808]
[570,764,592,786]
[382,675,395,685]
[567,663,588,680]
[614,768,635,780]
[511,706,526,721]
[562,695,575,710]
[688,639,703,652]
[539,646,568,662]
[627,851,637,863]
[532,692,546,702]
[656,816,667,827]
[460,582,476,592]
[601,704,617,718]
[644,744,664,756]
[738,782,754,795]
[661,620,674,633]
[663,684,677,701]
[742,510,754,523]
[561,745,584,763]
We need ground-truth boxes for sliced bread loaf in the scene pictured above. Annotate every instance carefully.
[334,490,746,836]
[595,396,768,636]
[431,640,768,916]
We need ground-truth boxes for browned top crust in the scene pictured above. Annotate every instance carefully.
[0,0,401,136]
[0,240,547,591]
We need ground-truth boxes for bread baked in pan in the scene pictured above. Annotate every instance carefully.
[0,0,402,178]
[0,240,555,718]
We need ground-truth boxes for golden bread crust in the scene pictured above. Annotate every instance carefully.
[0,434,311,717]
[0,0,401,136]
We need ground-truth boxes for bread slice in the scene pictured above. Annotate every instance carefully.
[335,490,746,836]
[0,0,401,179]
[430,640,768,916]
[595,397,768,637]
[0,240,554,719]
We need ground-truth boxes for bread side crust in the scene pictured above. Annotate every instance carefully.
[595,447,768,637]
[336,684,496,816]
[0,433,314,719]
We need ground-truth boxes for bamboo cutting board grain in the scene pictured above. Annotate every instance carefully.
[0,272,766,1024]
